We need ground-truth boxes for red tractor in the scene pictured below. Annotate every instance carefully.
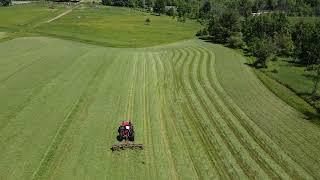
[111,121,143,151]
[117,121,135,141]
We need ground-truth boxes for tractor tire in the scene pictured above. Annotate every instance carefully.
[129,136,134,141]
[117,135,123,141]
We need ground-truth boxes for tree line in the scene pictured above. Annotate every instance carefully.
[196,0,320,97]
[0,0,11,6]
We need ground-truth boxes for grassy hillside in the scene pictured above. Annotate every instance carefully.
[0,3,67,30]
[0,37,319,179]
[0,3,199,47]
[35,4,200,47]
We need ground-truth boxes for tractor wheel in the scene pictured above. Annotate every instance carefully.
[117,135,123,141]
[129,136,134,141]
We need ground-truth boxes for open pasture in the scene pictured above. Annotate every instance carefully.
[35,5,200,47]
[0,3,67,30]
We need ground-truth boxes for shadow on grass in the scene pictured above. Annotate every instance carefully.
[303,111,320,124]
[302,73,317,80]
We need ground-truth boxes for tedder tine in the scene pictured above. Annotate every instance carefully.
[111,143,143,151]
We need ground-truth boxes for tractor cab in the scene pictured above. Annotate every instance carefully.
[117,121,134,141]
[111,120,143,151]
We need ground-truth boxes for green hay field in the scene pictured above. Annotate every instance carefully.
[0,37,319,179]
[1,3,320,180]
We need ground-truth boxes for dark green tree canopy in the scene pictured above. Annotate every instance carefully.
[153,0,166,14]
[0,0,11,6]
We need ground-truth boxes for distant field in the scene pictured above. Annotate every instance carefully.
[36,5,200,47]
[0,3,199,47]
[0,3,66,29]
[0,37,320,179]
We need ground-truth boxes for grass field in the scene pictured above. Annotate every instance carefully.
[0,32,7,39]
[0,3,67,30]
[262,59,320,109]
[0,3,199,47]
[0,37,320,179]
[1,2,320,179]
[35,4,200,47]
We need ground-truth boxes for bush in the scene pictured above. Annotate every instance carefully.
[196,28,208,36]
[177,16,186,22]
[166,7,176,16]
[227,32,244,48]
[145,18,151,25]
[0,0,11,6]
[250,37,276,68]
[274,32,294,56]
[271,56,279,62]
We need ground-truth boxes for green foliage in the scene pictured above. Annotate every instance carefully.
[227,32,244,48]
[166,7,175,16]
[292,21,320,65]
[199,0,211,19]
[251,37,275,67]
[145,17,151,25]
[238,0,254,17]
[274,32,294,56]
[195,28,208,36]
[292,21,320,96]
[177,1,191,19]
[153,0,165,14]
[102,0,146,7]
[243,13,290,43]
[207,10,241,43]
[0,0,11,6]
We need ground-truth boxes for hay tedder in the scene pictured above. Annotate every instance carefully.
[111,121,143,151]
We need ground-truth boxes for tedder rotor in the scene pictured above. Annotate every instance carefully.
[111,121,143,151]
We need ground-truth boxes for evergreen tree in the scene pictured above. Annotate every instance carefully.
[153,0,165,14]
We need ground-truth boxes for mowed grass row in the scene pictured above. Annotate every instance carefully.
[1,37,320,179]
